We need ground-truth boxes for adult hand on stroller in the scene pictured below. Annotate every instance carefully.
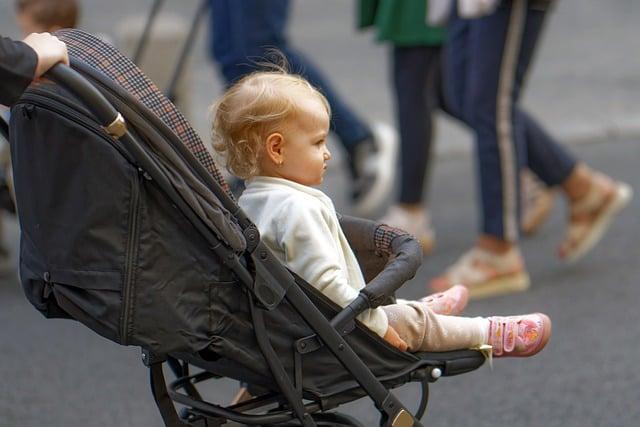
[22,32,69,79]
[383,325,408,351]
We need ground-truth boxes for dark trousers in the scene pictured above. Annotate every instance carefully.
[445,0,576,241]
[392,45,443,205]
[208,0,371,151]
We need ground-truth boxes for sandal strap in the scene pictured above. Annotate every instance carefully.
[488,316,521,356]
[446,249,492,284]
[445,248,522,285]
[571,172,612,217]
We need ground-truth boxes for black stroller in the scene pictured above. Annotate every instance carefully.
[8,29,485,426]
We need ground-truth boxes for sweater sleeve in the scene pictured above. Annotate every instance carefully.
[0,37,38,106]
[276,198,389,337]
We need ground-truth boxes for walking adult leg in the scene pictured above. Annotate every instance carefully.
[380,45,440,252]
[394,46,441,206]
[431,2,533,298]
[514,8,632,261]
[209,0,371,154]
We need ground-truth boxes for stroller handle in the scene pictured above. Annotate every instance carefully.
[332,217,423,331]
[44,63,127,139]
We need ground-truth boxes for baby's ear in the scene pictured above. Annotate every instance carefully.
[265,132,285,165]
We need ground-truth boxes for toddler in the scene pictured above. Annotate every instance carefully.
[211,70,551,357]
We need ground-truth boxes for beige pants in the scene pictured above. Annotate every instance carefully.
[382,302,488,352]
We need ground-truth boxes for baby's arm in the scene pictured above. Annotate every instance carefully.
[277,200,390,338]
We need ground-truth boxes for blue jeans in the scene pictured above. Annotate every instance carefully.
[445,0,576,241]
[208,0,372,151]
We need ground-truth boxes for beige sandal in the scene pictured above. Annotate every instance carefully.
[521,170,555,236]
[429,247,530,299]
[560,173,633,263]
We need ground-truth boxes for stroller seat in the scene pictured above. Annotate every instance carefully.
[8,29,485,427]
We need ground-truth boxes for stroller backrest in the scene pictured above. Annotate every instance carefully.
[9,29,242,355]
[56,29,231,198]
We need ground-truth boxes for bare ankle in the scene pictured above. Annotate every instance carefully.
[397,203,425,214]
[477,235,515,254]
[562,164,593,201]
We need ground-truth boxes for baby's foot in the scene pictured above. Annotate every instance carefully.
[486,313,551,358]
[419,284,469,316]
[559,172,632,262]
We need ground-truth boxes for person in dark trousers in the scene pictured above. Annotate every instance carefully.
[1,32,68,106]
[208,0,397,217]
[358,0,445,254]
[430,0,632,298]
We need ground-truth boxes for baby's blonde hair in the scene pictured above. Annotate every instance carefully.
[211,69,330,179]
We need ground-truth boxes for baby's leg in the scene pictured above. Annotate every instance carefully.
[382,303,552,357]
[382,302,488,352]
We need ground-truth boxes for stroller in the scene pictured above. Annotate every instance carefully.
[8,29,485,426]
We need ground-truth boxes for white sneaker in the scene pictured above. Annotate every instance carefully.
[379,205,435,254]
[349,122,398,218]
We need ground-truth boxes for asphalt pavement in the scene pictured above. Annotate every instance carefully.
[0,1,639,426]
[1,136,638,427]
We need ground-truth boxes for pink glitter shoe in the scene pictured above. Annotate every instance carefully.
[486,313,552,358]
[419,284,469,316]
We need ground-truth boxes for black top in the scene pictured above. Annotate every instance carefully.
[0,36,37,106]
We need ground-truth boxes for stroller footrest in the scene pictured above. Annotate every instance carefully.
[415,350,486,377]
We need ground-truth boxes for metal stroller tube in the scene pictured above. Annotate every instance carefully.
[45,64,127,139]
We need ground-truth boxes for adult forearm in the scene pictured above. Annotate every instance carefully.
[0,37,38,106]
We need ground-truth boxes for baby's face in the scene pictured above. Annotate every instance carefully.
[277,96,331,186]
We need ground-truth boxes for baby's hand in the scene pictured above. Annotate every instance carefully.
[383,325,408,352]
[23,33,69,79]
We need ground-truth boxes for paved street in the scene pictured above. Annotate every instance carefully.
[0,1,639,426]
[1,136,638,427]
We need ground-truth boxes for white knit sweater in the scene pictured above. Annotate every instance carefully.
[238,176,389,337]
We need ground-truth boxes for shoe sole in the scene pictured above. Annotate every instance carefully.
[467,271,531,300]
[563,182,633,263]
[351,123,397,217]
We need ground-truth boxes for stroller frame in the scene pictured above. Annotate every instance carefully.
[14,33,484,425]
[48,63,424,427]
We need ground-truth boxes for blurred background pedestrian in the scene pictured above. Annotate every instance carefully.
[358,0,445,254]
[430,0,633,298]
